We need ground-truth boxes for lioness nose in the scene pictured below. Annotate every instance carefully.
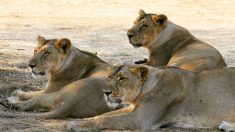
[127,30,135,39]
[29,64,36,69]
[128,34,134,39]
[104,91,112,96]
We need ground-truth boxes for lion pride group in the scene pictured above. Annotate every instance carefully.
[3,10,235,132]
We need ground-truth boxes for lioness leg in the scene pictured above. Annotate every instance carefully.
[218,121,235,132]
[67,102,167,131]
[8,91,60,111]
[13,89,44,101]
[67,111,142,131]
[84,103,135,120]
[8,89,80,119]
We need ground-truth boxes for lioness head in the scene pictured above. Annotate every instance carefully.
[104,65,148,107]
[29,36,71,78]
[127,9,167,48]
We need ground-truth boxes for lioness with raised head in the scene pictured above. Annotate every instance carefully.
[127,10,226,72]
[67,65,235,131]
[5,36,114,118]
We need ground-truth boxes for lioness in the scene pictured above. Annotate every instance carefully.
[127,10,226,72]
[67,65,235,131]
[5,36,114,118]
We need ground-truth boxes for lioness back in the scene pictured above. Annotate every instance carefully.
[160,67,235,128]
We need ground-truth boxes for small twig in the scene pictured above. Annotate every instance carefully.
[0,101,10,109]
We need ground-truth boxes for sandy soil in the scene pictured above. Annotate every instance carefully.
[0,0,235,131]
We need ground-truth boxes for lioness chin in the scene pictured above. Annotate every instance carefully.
[5,36,114,118]
[67,65,235,131]
[128,10,226,72]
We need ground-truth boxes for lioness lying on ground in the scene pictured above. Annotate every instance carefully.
[67,65,235,131]
[5,36,114,118]
[127,10,226,72]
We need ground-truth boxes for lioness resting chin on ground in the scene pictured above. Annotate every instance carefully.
[127,10,226,72]
[4,36,114,118]
[67,65,235,132]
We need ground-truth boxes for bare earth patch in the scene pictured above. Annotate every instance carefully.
[0,0,235,131]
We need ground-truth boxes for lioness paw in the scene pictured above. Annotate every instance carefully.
[67,121,93,132]
[7,96,21,105]
[67,121,77,132]
[12,89,24,96]
[7,96,28,110]
[218,121,235,132]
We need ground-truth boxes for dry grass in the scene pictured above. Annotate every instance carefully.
[0,0,235,131]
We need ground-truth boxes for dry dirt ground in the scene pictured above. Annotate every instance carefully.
[0,0,235,131]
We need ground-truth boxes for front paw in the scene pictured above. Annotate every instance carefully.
[12,89,23,96]
[7,96,21,105]
[67,120,96,132]
[12,89,29,101]
[7,96,23,109]
[218,121,235,132]
[7,96,27,111]
[12,89,26,99]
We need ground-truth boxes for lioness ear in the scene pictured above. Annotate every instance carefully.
[139,9,146,16]
[55,38,71,54]
[152,14,167,25]
[131,66,149,81]
[37,35,47,45]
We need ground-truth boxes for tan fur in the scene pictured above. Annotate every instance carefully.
[67,65,235,131]
[127,10,226,72]
[6,36,114,118]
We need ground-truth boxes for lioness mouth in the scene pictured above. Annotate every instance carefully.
[32,71,46,76]
[132,43,142,48]
[107,98,122,104]
[104,93,122,108]
[106,97,122,109]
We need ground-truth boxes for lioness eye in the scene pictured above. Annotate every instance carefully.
[43,51,51,56]
[141,24,148,30]
[143,24,148,28]
[108,75,111,80]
